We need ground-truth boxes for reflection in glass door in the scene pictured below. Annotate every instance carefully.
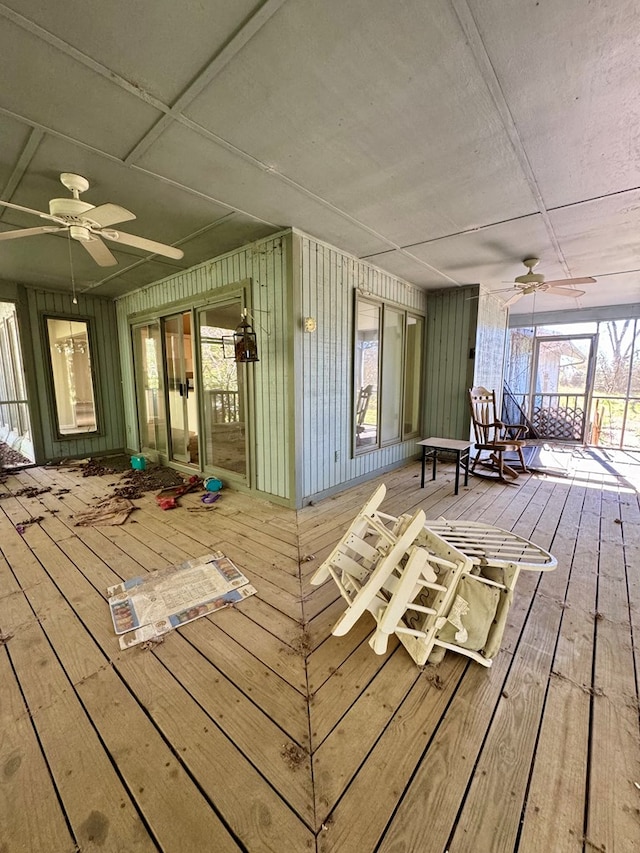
[164,312,198,465]
[531,335,596,441]
[133,322,166,455]
[198,301,247,476]
[0,301,34,467]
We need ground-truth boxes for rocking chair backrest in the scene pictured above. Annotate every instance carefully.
[468,386,500,446]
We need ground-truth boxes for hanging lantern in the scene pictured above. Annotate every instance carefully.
[233,309,259,363]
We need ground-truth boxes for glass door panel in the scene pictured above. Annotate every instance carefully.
[198,301,247,476]
[164,312,198,466]
[133,322,166,454]
[531,335,595,441]
[0,301,34,466]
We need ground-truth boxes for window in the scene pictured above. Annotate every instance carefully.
[353,296,424,453]
[46,317,98,435]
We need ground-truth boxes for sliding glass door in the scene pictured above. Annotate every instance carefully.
[132,296,249,478]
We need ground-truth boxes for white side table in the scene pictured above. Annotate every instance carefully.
[417,437,471,495]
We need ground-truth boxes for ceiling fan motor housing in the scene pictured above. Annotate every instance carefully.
[49,197,95,220]
[515,271,545,285]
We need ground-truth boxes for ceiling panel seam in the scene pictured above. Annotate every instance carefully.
[79,212,240,294]
[0,3,479,285]
[0,3,169,114]
[448,0,571,276]
[176,117,461,285]
[0,104,281,232]
[0,127,44,218]
[123,0,290,165]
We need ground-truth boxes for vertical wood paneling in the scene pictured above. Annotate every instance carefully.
[423,286,480,440]
[296,232,426,502]
[22,288,125,461]
[116,233,291,501]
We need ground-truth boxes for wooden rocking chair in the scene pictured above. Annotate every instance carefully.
[468,386,528,482]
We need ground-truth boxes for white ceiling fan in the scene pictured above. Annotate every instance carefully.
[0,173,184,267]
[499,258,597,307]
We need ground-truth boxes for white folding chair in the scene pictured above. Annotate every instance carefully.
[312,486,557,668]
[410,518,557,664]
[310,484,429,639]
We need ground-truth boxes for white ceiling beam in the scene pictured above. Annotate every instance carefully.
[124,0,291,164]
[0,3,170,114]
[448,0,572,277]
[0,126,44,218]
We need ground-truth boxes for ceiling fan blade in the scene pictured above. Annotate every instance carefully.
[544,276,596,287]
[0,225,65,241]
[101,229,184,260]
[503,291,524,307]
[0,198,52,218]
[0,198,66,225]
[86,203,136,228]
[545,286,585,298]
[81,235,118,267]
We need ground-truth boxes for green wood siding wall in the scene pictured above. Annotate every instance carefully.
[115,233,291,501]
[296,232,427,503]
[0,282,125,462]
[423,287,479,440]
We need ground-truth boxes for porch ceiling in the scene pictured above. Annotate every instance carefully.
[0,0,639,315]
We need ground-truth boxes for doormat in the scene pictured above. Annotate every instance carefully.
[107,551,256,649]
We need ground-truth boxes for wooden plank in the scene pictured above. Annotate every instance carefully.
[375,480,571,852]
[74,663,245,852]
[155,634,315,826]
[377,636,516,853]
[444,591,563,851]
[161,617,310,747]
[586,480,640,852]
[0,563,157,852]
[12,516,312,851]
[306,605,374,691]
[310,625,404,748]
[517,481,593,852]
[0,636,77,853]
[312,646,421,827]
[317,655,467,853]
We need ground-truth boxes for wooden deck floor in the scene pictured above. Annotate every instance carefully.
[1,449,639,852]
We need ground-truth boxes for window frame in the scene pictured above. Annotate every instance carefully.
[352,293,424,456]
[43,313,101,440]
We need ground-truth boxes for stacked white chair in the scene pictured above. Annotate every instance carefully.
[311,486,557,667]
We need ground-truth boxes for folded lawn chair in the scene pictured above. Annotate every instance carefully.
[310,483,429,639]
[312,487,557,667]
[410,518,557,665]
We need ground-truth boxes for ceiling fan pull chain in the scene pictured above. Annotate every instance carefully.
[67,230,78,305]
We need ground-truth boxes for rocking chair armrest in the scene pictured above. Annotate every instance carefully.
[502,423,528,440]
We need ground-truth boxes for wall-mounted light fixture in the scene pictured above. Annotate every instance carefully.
[233,309,259,363]
[303,317,317,333]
